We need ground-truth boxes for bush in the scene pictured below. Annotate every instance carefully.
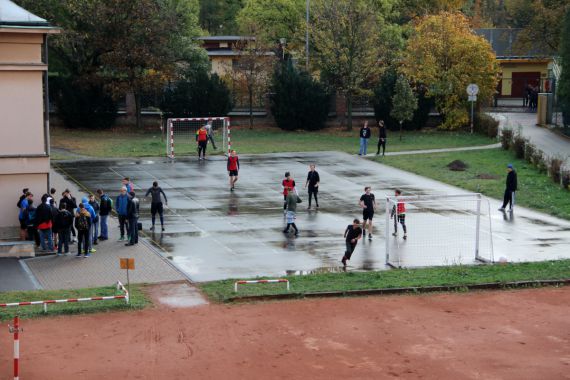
[50,76,117,129]
[548,157,563,184]
[473,113,499,138]
[500,129,513,150]
[524,142,536,163]
[533,151,547,173]
[160,70,232,118]
[271,62,331,131]
[562,170,570,189]
[512,134,526,159]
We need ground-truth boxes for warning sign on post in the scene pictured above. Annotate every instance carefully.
[120,258,135,270]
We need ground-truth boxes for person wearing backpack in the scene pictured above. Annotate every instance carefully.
[126,191,140,246]
[23,196,39,246]
[36,194,54,252]
[18,191,32,240]
[75,203,92,257]
[97,189,112,241]
[16,188,28,209]
[88,194,100,246]
[55,203,73,255]
[80,196,97,253]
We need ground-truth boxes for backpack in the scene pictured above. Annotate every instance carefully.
[76,213,89,231]
[24,207,36,227]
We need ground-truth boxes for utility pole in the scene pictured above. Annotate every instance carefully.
[306,0,310,71]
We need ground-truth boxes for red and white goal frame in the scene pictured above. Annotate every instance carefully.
[166,117,231,159]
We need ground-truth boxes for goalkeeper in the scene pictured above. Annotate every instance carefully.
[391,189,407,240]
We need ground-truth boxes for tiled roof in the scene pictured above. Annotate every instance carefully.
[474,28,552,58]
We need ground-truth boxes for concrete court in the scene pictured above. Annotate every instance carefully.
[53,151,570,282]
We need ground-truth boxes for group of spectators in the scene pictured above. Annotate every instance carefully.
[524,84,539,111]
[358,120,388,156]
[15,176,169,257]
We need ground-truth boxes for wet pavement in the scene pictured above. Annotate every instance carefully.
[53,152,570,282]
[0,258,39,291]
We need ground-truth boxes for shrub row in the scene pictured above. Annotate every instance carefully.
[501,128,569,189]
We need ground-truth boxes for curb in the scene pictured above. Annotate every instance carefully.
[222,279,570,303]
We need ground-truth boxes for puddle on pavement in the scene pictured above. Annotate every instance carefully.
[520,216,559,227]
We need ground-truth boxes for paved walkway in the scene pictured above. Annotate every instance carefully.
[23,168,186,290]
[489,112,570,167]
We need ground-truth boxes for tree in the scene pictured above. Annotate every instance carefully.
[395,0,465,22]
[230,35,276,129]
[312,0,386,130]
[391,76,418,140]
[271,61,331,131]
[559,8,570,129]
[199,0,242,34]
[400,12,499,130]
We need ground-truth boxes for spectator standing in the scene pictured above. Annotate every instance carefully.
[75,203,91,257]
[81,197,96,253]
[59,190,77,242]
[18,191,32,240]
[121,177,134,193]
[49,198,59,251]
[126,191,140,246]
[145,181,168,232]
[88,194,100,246]
[115,187,130,241]
[55,203,73,255]
[359,121,371,156]
[36,194,54,252]
[24,199,39,247]
[304,164,320,210]
[97,189,112,240]
[376,120,387,156]
[499,163,518,211]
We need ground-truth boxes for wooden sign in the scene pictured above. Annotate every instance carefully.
[120,258,135,270]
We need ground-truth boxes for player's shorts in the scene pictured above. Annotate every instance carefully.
[363,209,374,221]
[397,214,406,223]
[150,202,164,216]
[308,186,318,193]
[229,169,238,177]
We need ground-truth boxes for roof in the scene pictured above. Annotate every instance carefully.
[474,28,552,59]
[0,0,50,26]
[196,35,255,42]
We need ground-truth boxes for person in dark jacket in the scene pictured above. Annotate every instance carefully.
[145,181,168,231]
[376,120,387,156]
[499,163,518,211]
[358,121,371,156]
[115,187,130,241]
[24,199,40,247]
[97,189,112,240]
[88,194,100,245]
[126,191,140,246]
[36,194,54,252]
[75,203,92,257]
[59,189,78,242]
[55,203,73,255]
[304,164,320,209]
[50,198,60,251]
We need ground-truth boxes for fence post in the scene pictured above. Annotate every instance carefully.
[9,316,22,380]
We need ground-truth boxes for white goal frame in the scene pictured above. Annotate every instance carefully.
[166,117,231,159]
[385,193,494,268]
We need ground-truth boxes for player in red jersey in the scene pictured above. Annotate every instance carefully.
[227,150,240,191]
[391,189,407,240]
[282,172,296,213]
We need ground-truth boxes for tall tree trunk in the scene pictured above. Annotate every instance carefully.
[346,93,353,131]
[135,92,142,130]
[248,86,253,130]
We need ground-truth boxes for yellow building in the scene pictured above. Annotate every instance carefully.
[0,0,59,229]
[475,29,557,99]
[196,35,255,77]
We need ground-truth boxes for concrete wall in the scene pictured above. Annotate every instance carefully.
[0,30,50,228]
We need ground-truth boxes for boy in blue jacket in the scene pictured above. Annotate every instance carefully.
[115,187,130,241]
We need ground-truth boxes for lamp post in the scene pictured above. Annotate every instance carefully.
[306,0,309,71]
[279,37,286,61]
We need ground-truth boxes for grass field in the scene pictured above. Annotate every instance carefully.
[376,149,570,221]
[50,127,495,159]
[0,285,149,321]
[199,260,570,301]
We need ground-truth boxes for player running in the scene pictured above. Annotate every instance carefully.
[145,181,168,231]
[227,150,240,191]
[196,125,208,160]
[282,172,296,213]
[341,218,363,267]
[391,189,407,240]
[359,186,376,240]
[304,164,320,209]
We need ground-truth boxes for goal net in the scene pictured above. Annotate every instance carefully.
[166,117,231,159]
[385,193,494,268]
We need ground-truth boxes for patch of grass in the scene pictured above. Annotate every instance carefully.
[50,126,495,158]
[0,285,150,321]
[376,149,570,220]
[199,260,570,302]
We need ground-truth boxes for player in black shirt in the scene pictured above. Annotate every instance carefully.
[359,186,376,240]
[304,164,320,209]
[342,218,363,267]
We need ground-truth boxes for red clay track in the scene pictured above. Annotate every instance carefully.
[1,287,570,379]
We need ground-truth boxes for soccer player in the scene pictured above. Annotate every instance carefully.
[304,164,320,209]
[283,186,299,236]
[391,189,407,240]
[282,172,296,212]
[227,150,240,191]
[359,186,376,240]
[376,120,387,156]
[342,218,362,267]
[204,120,217,149]
[196,125,208,160]
[499,163,517,212]
[145,181,168,231]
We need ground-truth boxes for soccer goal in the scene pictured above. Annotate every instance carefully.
[385,193,494,268]
[166,117,231,159]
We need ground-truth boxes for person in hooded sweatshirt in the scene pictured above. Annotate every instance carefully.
[115,187,130,241]
[36,194,54,252]
[80,196,97,253]
[75,203,92,257]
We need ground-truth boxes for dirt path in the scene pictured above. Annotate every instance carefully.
[1,287,569,379]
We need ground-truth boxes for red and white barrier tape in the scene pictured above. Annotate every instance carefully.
[234,279,290,292]
[9,316,21,380]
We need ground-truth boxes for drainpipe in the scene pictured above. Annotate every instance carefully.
[43,33,51,192]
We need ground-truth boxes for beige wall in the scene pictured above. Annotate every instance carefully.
[500,62,550,96]
[0,29,50,228]
[211,57,233,76]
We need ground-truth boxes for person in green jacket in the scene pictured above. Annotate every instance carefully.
[283,186,299,236]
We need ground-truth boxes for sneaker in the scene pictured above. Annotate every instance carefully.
[161,227,165,232]
[56,253,63,256]
[403,234,407,240]
[498,207,505,211]
[282,229,289,234]
[75,253,82,258]
[150,226,155,231]
[341,257,347,266]
[118,236,125,241]
[125,243,134,246]
[392,232,398,237]
[368,234,373,240]
[84,253,91,257]
[93,240,98,245]
[294,231,299,236]
[90,248,96,253]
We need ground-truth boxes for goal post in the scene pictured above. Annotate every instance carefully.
[166,117,231,159]
[385,193,494,268]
